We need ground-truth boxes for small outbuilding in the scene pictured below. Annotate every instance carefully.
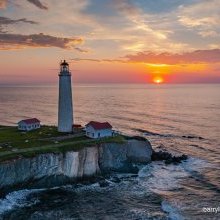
[18,118,41,131]
[85,121,112,139]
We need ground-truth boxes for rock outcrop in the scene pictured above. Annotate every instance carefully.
[99,139,152,173]
[0,138,152,193]
[151,150,188,164]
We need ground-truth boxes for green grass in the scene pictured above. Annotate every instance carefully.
[0,125,71,150]
[0,125,125,162]
[0,125,60,142]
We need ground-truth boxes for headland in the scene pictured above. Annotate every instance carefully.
[0,125,153,194]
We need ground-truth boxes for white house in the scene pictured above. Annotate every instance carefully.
[85,121,113,139]
[18,118,41,131]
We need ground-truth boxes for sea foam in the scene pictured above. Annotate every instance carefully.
[0,188,43,216]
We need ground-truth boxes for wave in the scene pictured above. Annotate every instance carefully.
[138,157,212,193]
[138,157,213,219]
[0,188,44,216]
[138,162,188,194]
[181,157,213,173]
[181,158,220,193]
[0,158,213,218]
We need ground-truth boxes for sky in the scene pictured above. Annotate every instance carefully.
[0,0,220,84]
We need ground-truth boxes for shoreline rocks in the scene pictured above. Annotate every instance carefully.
[151,150,188,165]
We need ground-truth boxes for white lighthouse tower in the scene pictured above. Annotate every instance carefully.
[58,60,73,132]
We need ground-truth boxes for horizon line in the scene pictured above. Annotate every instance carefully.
[0,82,220,87]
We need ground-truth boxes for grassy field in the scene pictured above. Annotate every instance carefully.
[0,125,125,162]
[0,125,71,149]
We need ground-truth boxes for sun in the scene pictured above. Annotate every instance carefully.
[153,76,164,84]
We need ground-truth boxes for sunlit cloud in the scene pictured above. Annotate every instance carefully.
[199,30,219,38]
[178,16,218,28]
[122,42,146,52]
[71,58,127,63]
[124,49,220,64]
[178,0,220,38]
[0,33,83,50]
[0,0,220,84]
[73,49,220,65]
[112,0,169,41]
[145,63,171,67]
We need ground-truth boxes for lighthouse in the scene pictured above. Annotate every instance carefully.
[58,60,73,132]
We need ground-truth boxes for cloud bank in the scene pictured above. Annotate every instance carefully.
[0,33,83,50]
[72,49,220,65]
[124,49,220,64]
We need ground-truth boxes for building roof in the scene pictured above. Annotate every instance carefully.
[73,124,82,128]
[18,118,40,125]
[86,121,112,130]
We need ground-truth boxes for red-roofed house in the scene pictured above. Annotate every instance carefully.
[18,118,41,131]
[85,121,113,138]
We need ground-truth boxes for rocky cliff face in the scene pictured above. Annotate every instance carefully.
[99,139,152,173]
[0,139,152,192]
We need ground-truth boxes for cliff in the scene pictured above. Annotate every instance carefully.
[0,138,152,193]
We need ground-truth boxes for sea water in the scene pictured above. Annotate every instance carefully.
[0,84,219,219]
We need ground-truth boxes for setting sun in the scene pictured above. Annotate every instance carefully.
[153,77,164,84]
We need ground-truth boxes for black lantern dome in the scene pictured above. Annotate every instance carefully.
[61,60,69,66]
[60,60,70,74]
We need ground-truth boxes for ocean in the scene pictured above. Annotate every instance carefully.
[0,84,220,219]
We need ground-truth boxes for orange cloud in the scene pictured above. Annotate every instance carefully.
[72,49,220,65]
[124,49,220,64]
[0,33,83,50]
[0,0,6,8]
